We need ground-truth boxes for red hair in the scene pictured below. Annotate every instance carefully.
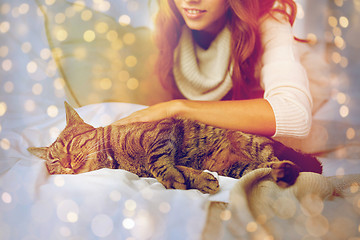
[153,0,297,99]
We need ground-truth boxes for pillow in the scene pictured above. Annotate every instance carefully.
[36,0,170,107]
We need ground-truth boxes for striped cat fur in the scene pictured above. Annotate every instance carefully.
[28,102,322,194]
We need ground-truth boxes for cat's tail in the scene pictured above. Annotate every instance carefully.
[275,143,323,174]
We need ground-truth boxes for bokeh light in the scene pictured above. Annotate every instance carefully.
[45,0,56,6]
[158,202,171,214]
[93,0,111,12]
[54,175,65,187]
[81,9,93,21]
[0,21,10,33]
[334,0,344,7]
[109,190,122,202]
[99,78,112,90]
[21,42,32,53]
[125,56,137,67]
[67,211,79,223]
[220,209,232,221]
[3,81,14,93]
[83,30,96,42]
[24,99,36,112]
[0,138,10,150]
[127,78,139,90]
[346,128,356,140]
[339,16,349,28]
[125,199,137,211]
[2,59,12,71]
[339,105,349,118]
[106,30,118,42]
[56,199,79,223]
[27,61,38,74]
[72,1,85,12]
[328,16,338,28]
[118,15,131,26]
[123,33,136,45]
[122,218,135,230]
[40,48,52,60]
[91,214,114,238]
[19,3,30,15]
[95,22,109,34]
[1,192,12,204]
[54,28,68,42]
[32,83,43,95]
[246,221,258,233]
[54,77,65,90]
[55,12,66,24]
[0,102,7,116]
[47,105,59,118]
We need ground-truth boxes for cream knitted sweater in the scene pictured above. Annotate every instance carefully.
[173,16,313,138]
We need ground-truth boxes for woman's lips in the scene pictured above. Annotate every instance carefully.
[183,8,206,19]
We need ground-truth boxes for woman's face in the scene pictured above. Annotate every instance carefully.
[174,0,229,34]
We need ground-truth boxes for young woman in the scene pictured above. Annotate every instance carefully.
[113,0,315,138]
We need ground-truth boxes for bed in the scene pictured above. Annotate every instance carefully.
[1,0,360,239]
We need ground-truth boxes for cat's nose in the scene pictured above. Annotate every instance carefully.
[59,156,72,168]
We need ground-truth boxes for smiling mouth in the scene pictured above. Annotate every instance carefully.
[183,8,206,18]
[185,8,206,14]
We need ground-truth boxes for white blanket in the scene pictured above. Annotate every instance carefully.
[203,169,360,240]
[1,102,359,239]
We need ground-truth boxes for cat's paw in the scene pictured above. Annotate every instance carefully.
[270,161,300,187]
[194,171,220,194]
[160,169,187,190]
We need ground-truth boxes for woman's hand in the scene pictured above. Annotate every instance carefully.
[111,100,183,126]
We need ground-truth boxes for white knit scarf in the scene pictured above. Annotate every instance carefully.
[173,26,233,101]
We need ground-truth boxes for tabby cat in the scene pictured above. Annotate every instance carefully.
[28,102,322,194]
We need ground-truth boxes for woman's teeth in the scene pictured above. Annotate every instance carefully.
[185,9,205,14]
[187,9,202,14]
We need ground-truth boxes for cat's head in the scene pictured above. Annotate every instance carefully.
[28,102,101,174]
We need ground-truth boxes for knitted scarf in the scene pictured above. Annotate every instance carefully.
[173,26,232,101]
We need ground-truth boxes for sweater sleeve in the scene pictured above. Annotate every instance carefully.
[259,15,313,138]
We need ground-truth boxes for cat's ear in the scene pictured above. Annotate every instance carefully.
[27,147,48,160]
[64,101,85,126]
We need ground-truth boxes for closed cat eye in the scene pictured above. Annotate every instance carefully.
[48,151,57,160]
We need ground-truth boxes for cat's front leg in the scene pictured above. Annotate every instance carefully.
[176,166,219,194]
[146,138,188,190]
[150,164,187,190]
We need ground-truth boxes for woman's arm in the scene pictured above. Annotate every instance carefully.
[175,99,276,135]
[112,98,276,136]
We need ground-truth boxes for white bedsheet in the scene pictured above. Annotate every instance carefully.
[1,101,359,239]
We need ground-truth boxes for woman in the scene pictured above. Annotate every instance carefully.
[114,0,315,138]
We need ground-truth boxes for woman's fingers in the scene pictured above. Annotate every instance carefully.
[111,100,182,126]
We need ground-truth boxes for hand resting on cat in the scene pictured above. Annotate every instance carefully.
[28,102,322,194]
